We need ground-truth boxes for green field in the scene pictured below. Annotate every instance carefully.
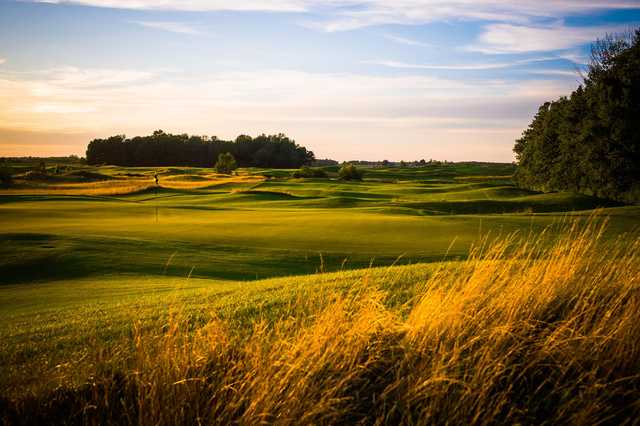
[1,162,639,412]
[1,163,635,284]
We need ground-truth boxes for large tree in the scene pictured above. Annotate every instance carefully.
[215,152,237,174]
[514,29,640,202]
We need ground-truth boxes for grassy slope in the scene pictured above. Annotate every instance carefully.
[2,224,639,424]
[0,264,438,394]
[1,163,639,416]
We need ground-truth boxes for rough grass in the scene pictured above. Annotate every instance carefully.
[3,171,263,196]
[1,220,639,424]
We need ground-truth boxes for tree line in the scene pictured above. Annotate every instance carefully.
[514,29,639,203]
[86,131,315,168]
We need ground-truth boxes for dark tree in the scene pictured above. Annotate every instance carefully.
[514,29,640,203]
[86,131,314,169]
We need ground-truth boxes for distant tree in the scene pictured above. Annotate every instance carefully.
[215,152,238,174]
[311,158,339,167]
[235,134,253,144]
[86,131,314,169]
[419,159,426,165]
[338,163,364,181]
[292,166,328,178]
[400,160,407,168]
[382,159,390,167]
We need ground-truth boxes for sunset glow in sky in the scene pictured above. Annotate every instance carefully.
[0,1,639,161]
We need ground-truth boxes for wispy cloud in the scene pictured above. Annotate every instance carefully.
[131,21,204,35]
[32,67,154,89]
[303,1,640,32]
[367,60,513,70]
[383,34,430,47]
[32,0,308,12]
[527,69,583,78]
[0,58,6,65]
[365,56,569,71]
[468,22,634,54]
[556,51,590,65]
[32,1,640,28]
[32,103,97,113]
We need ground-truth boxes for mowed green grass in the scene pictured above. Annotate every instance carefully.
[1,163,635,283]
[1,162,639,394]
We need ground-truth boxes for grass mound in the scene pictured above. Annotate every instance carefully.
[399,193,620,215]
[2,220,639,424]
[63,170,116,181]
[162,174,212,182]
[160,168,204,176]
[117,172,147,178]
[19,171,57,181]
[230,189,306,200]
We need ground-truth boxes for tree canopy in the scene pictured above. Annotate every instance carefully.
[215,152,237,174]
[514,29,640,203]
[338,163,364,181]
[292,166,328,179]
[86,132,315,169]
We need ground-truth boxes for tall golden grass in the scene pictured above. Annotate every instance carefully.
[2,219,639,424]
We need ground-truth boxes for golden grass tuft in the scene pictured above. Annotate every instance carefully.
[2,218,639,424]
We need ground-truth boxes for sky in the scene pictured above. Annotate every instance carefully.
[0,1,639,161]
